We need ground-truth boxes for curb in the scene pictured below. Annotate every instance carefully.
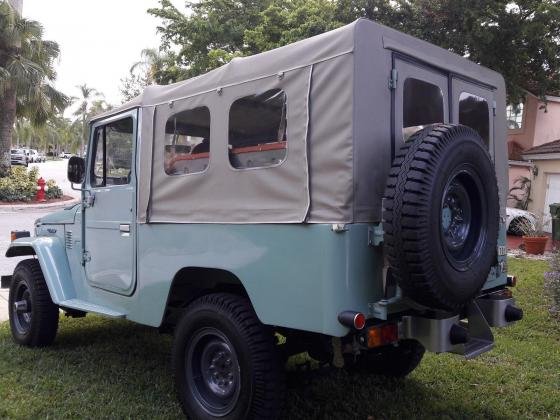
[0,199,80,213]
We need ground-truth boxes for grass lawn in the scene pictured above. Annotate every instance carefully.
[1,258,559,419]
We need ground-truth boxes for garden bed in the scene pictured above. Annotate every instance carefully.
[0,258,558,418]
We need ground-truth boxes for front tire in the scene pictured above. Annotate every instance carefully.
[173,293,285,419]
[8,259,59,347]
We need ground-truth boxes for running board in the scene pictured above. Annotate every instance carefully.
[58,299,126,318]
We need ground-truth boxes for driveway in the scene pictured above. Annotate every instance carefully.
[0,207,60,322]
[1,160,77,322]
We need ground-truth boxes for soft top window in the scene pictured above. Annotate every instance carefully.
[228,89,287,169]
[459,92,489,146]
[164,106,211,176]
[403,78,444,140]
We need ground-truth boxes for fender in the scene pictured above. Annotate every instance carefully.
[6,236,76,304]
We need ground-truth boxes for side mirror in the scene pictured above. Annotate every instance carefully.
[68,156,85,184]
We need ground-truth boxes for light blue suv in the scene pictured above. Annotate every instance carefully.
[2,19,522,419]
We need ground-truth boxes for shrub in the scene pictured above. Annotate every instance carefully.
[0,166,38,202]
[46,179,63,199]
[545,250,560,319]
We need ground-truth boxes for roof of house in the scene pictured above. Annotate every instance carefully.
[523,138,560,156]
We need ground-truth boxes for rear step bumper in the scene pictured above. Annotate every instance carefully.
[400,292,522,359]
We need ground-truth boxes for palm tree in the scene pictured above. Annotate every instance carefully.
[0,2,68,176]
[73,83,102,156]
[130,48,170,85]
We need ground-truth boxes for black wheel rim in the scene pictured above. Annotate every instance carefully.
[440,165,487,271]
[12,281,32,335]
[186,327,241,417]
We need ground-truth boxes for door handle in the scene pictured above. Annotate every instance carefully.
[119,224,130,236]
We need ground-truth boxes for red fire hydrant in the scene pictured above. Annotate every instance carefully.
[36,177,46,202]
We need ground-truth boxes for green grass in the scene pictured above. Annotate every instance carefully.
[1,258,559,419]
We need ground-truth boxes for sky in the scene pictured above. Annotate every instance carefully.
[23,0,183,113]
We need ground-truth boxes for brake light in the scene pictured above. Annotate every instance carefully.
[367,323,399,348]
[338,310,366,330]
[354,313,366,330]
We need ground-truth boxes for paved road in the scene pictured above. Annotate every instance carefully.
[1,161,76,322]
[0,208,56,322]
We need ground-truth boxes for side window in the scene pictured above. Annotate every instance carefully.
[164,106,211,175]
[91,117,134,187]
[228,89,287,169]
[403,78,444,140]
[459,92,490,146]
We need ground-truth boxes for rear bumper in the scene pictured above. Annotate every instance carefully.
[348,289,521,359]
[400,290,521,358]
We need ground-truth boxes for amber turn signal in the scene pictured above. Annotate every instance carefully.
[367,323,398,348]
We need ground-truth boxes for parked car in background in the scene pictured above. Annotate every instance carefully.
[36,151,47,162]
[10,149,28,167]
[59,152,72,159]
[506,207,537,235]
[27,149,40,163]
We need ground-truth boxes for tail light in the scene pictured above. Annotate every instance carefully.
[338,311,366,330]
[367,323,399,348]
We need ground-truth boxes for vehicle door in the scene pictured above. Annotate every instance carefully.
[84,110,137,295]
[392,57,449,155]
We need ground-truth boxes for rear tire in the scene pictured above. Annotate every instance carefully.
[8,259,59,347]
[173,293,285,419]
[349,340,425,377]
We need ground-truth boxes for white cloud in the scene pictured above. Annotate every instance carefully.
[23,0,183,113]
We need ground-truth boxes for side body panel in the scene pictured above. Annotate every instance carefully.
[132,223,383,336]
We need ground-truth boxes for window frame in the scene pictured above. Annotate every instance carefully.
[163,105,212,177]
[451,77,495,159]
[87,110,138,190]
[227,88,289,172]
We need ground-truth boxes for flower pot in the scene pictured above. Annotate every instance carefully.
[522,236,548,255]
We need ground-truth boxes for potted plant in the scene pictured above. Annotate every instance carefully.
[518,214,550,255]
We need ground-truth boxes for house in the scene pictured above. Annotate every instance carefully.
[507,92,560,231]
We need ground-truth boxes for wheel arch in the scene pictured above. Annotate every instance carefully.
[5,237,75,304]
[161,267,253,331]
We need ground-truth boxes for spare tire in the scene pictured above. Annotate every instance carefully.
[383,124,499,311]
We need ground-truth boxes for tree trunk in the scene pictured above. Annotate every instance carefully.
[0,87,17,177]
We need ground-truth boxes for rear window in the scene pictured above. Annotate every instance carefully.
[228,89,287,169]
[403,78,444,140]
[459,92,490,146]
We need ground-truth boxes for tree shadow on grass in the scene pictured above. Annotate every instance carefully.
[1,317,506,419]
[283,365,505,420]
